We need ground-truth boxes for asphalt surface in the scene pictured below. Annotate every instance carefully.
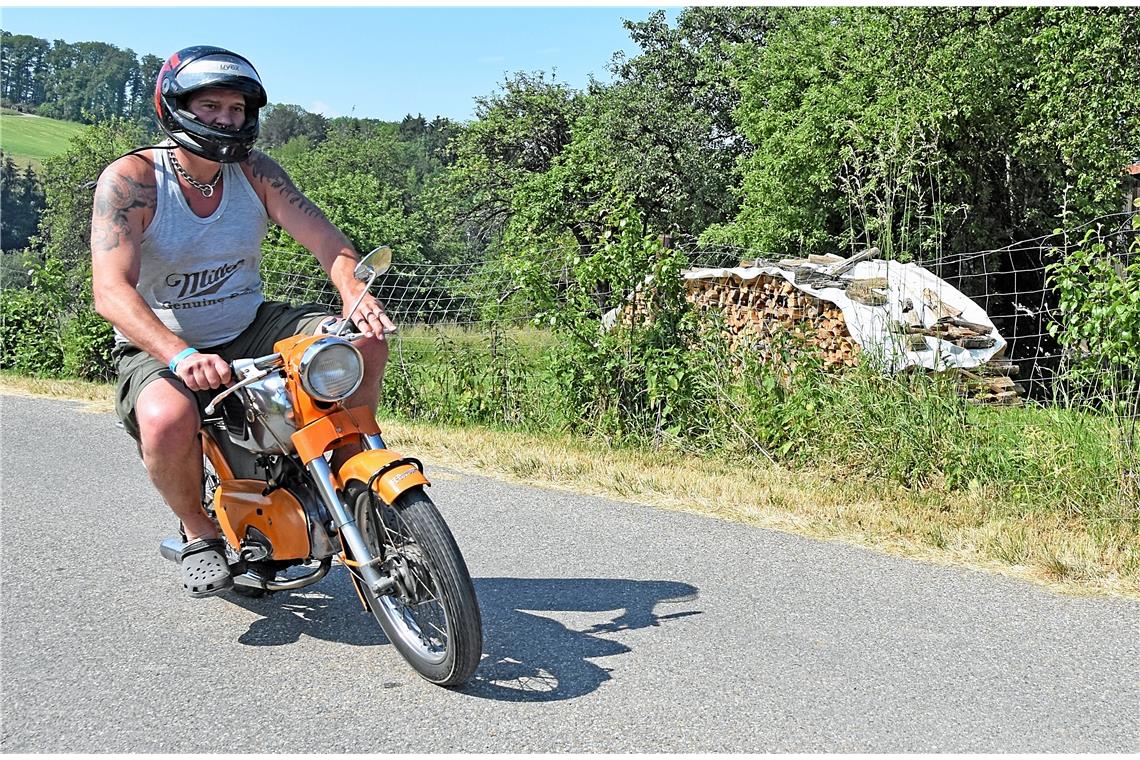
[1,392,1137,752]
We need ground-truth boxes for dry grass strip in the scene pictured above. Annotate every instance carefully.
[3,374,1134,598]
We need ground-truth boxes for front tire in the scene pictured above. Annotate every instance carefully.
[352,485,482,686]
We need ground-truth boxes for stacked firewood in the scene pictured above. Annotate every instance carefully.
[954,360,1026,405]
[683,274,860,368]
[616,262,1025,404]
[679,271,1025,404]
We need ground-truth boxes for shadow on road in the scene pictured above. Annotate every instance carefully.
[224,568,700,702]
[462,577,701,702]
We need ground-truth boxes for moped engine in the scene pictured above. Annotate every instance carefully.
[218,366,298,455]
[212,481,311,561]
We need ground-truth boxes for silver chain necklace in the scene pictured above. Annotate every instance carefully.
[168,150,222,197]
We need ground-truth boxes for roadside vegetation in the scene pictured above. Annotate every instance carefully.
[2,370,1135,597]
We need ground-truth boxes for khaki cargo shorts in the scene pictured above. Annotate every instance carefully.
[113,301,333,441]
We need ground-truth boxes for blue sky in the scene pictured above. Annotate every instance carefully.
[1,6,681,122]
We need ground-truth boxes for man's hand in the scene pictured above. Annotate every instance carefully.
[174,352,232,391]
[347,293,397,340]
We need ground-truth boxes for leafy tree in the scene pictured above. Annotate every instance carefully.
[1,32,51,107]
[716,7,1139,259]
[438,72,584,249]
[0,33,164,123]
[262,130,437,306]
[607,7,775,233]
[128,53,164,126]
[397,114,460,167]
[327,115,391,141]
[438,9,773,259]
[398,113,427,140]
[1018,7,1140,222]
[39,40,141,123]
[259,103,329,149]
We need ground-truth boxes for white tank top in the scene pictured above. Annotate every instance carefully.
[115,148,268,348]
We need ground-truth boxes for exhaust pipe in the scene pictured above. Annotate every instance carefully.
[159,536,183,562]
[159,537,333,591]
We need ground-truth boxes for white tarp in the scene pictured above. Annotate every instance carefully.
[683,259,1007,372]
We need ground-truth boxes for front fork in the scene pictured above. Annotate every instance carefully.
[306,433,396,596]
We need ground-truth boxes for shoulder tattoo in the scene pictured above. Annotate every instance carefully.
[91,172,156,254]
[248,151,327,221]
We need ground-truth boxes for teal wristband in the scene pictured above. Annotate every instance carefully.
[168,347,199,374]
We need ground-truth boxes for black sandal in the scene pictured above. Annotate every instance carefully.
[180,538,233,597]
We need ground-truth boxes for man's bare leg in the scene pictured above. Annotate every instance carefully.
[135,379,216,541]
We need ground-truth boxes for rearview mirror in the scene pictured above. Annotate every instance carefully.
[355,245,392,281]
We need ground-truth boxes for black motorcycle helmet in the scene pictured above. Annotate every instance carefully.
[154,45,268,163]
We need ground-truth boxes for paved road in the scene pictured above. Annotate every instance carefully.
[1,393,1137,752]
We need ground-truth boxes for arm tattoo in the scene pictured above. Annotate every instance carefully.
[248,151,328,221]
[91,173,156,253]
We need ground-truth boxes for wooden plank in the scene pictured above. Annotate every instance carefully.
[825,247,880,277]
[922,287,963,320]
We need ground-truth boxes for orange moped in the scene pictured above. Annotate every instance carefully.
[159,246,482,686]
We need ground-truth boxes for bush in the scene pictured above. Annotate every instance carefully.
[1047,224,1140,404]
[0,287,64,376]
[62,307,115,381]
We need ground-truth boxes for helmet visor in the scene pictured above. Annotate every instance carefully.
[175,56,266,107]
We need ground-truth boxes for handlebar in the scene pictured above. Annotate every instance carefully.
[202,317,396,415]
[204,352,282,415]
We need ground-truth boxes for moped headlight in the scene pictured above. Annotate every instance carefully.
[298,338,364,403]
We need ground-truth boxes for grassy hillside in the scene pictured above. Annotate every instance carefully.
[0,109,88,169]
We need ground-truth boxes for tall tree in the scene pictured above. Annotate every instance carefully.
[1,153,45,253]
[718,7,1138,258]
[438,72,584,249]
[259,103,329,149]
[1,32,51,106]
[38,40,140,123]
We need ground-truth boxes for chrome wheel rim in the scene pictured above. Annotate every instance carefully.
[362,502,451,664]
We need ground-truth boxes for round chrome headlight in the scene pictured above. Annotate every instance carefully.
[298,338,364,403]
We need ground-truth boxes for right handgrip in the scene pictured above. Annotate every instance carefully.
[204,367,269,414]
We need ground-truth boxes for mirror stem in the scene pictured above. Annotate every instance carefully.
[335,270,380,338]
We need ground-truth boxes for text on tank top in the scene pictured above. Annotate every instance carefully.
[114,148,268,348]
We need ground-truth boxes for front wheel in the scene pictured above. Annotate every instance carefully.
[352,485,482,686]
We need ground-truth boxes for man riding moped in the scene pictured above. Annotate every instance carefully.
[90,45,396,597]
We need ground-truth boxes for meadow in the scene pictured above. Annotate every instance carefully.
[0,108,88,168]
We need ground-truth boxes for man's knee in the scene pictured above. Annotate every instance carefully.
[357,338,389,376]
[136,381,200,451]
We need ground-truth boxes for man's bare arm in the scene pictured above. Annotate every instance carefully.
[90,162,230,389]
[91,172,154,256]
[245,151,395,338]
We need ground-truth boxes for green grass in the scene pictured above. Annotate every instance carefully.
[396,323,555,350]
[0,109,88,169]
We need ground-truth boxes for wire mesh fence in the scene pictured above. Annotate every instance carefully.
[261,211,1138,417]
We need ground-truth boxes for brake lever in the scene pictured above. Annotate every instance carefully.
[318,317,396,341]
[204,366,271,415]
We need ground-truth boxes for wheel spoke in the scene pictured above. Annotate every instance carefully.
[351,485,483,685]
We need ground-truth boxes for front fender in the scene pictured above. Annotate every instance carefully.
[337,449,430,506]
